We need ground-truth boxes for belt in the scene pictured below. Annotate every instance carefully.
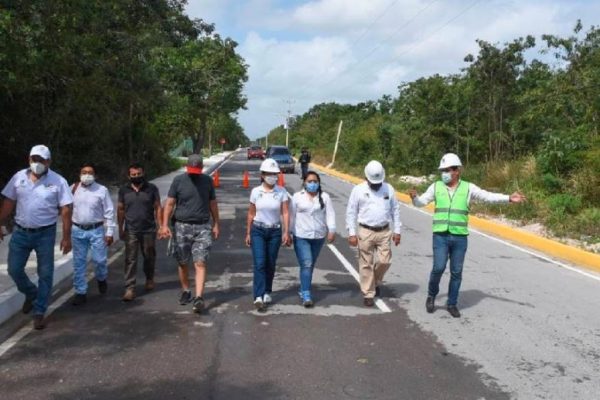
[253,221,281,229]
[359,223,389,232]
[175,218,210,225]
[15,223,56,233]
[73,221,104,230]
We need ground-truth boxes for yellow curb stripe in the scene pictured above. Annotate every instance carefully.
[308,161,600,273]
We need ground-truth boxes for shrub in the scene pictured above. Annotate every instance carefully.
[546,193,582,215]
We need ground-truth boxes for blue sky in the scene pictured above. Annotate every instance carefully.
[185,0,600,140]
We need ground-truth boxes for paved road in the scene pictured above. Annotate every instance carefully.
[1,150,599,399]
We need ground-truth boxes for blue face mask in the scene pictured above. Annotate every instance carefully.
[441,172,453,184]
[305,182,319,193]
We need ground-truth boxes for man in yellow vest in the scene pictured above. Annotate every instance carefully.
[408,153,526,318]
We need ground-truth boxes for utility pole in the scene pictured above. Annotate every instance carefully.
[284,99,294,148]
[327,120,343,169]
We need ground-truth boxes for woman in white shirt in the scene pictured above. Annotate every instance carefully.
[245,158,290,312]
[290,171,335,307]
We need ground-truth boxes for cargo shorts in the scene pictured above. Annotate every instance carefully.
[171,221,213,264]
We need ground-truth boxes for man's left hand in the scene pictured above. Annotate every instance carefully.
[212,224,220,240]
[60,237,72,254]
[509,192,527,203]
[393,233,401,246]
[105,236,114,246]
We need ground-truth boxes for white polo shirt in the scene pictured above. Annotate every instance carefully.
[72,182,116,236]
[1,168,73,228]
[250,184,288,226]
[346,182,402,236]
[290,190,336,239]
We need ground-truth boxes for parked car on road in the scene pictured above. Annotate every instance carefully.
[247,145,265,160]
[265,145,295,173]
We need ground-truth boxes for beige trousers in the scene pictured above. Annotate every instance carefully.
[357,226,392,298]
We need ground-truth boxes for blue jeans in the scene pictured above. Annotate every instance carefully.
[251,225,282,298]
[428,233,468,306]
[72,225,108,294]
[293,236,325,296]
[8,225,57,315]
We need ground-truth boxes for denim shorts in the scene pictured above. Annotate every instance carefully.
[172,222,212,264]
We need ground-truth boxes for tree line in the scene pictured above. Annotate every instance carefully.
[265,22,600,241]
[0,0,249,186]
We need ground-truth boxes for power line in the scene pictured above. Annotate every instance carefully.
[347,0,400,54]
[334,0,482,97]
[315,0,439,92]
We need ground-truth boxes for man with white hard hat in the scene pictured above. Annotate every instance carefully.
[346,160,401,307]
[409,153,526,318]
[0,145,73,330]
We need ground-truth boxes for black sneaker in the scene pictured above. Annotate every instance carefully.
[426,296,435,313]
[375,286,381,297]
[447,305,461,318]
[192,297,204,314]
[179,290,192,305]
[72,294,87,306]
[363,297,375,307]
[22,297,34,314]
[97,280,108,294]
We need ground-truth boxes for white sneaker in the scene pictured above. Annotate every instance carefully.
[263,293,272,304]
[254,297,265,311]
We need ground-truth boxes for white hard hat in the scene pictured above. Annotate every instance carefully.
[30,144,51,160]
[364,160,385,184]
[260,158,281,173]
[438,153,462,169]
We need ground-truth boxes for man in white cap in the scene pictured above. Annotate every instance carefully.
[0,145,73,329]
[346,160,401,307]
[409,153,526,318]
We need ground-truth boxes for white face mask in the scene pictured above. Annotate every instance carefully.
[30,162,47,175]
[441,172,453,184]
[264,176,278,186]
[80,174,95,186]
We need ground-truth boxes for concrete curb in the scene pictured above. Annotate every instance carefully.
[0,151,236,326]
[309,162,600,273]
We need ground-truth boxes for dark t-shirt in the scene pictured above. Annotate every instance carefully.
[118,182,160,232]
[168,173,216,224]
[299,152,311,164]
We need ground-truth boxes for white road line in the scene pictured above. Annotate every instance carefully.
[326,244,392,313]
[0,248,125,358]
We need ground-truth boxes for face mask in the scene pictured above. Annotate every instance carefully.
[369,182,382,191]
[264,176,277,186]
[80,174,95,186]
[441,172,453,184]
[130,176,144,185]
[305,182,319,193]
[30,162,47,175]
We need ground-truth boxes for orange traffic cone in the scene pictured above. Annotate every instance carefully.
[242,170,250,189]
[213,170,220,188]
[278,172,285,187]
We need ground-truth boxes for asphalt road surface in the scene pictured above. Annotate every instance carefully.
[1,151,599,400]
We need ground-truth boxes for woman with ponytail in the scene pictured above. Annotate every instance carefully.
[290,171,336,307]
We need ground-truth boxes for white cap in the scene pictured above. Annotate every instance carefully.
[438,153,462,169]
[260,158,281,173]
[364,160,385,184]
[30,145,51,160]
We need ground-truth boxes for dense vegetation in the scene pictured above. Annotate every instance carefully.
[0,0,249,186]
[265,22,600,243]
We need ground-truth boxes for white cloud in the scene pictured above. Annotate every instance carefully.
[186,0,600,138]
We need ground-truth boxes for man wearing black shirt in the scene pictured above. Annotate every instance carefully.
[117,163,163,301]
[159,154,220,313]
[299,147,311,180]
